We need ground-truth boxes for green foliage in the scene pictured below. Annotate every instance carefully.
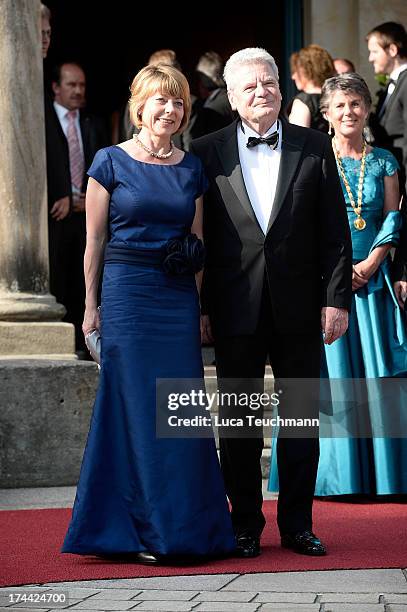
[375,73,389,87]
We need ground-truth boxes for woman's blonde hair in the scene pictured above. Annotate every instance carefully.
[129,64,191,133]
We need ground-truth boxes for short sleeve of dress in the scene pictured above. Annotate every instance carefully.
[195,157,209,199]
[379,148,399,177]
[87,148,115,193]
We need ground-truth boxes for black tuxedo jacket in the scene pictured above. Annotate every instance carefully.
[370,70,407,280]
[190,120,352,336]
[45,102,109,210]
[370,70,407,190]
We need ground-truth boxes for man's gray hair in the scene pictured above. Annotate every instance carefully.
[223,48,279,91]
[320,73,372,112]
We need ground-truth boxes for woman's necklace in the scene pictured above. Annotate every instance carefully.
[332,138,367,230]
[133,134,174,159]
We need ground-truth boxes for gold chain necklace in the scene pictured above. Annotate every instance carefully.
[332,138,367,230]
[133,134,174,159]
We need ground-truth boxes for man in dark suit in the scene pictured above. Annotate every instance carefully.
[367,22,407,299]
[45,61,108,352]
[190,48,352,558]
[184,51,235,149]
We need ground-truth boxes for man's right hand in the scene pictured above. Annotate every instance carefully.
[393,280,407,309]
[50,196,70,221]
[72,193,86,213]
[201,314,214,344]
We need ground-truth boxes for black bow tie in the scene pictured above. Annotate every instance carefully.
[246,131,279,149]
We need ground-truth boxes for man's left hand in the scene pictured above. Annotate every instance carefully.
[321,306,349,345]
[72,193,86,213]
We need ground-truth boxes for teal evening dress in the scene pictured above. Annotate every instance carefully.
[269,147,407,496]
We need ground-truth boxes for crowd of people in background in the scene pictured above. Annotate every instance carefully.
[41,1,407,509]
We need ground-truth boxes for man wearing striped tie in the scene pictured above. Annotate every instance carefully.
[45,62,108,354]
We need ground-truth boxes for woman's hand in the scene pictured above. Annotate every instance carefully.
[83,306,100,337]
[352,257,378,291]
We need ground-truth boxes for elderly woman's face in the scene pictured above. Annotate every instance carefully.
[326,90,368,138]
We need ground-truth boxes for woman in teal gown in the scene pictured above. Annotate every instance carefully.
[269,73,407,496]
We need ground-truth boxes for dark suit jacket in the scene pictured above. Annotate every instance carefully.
[370,70,407,280]
[191,88,236,140]
[190,120,352,336]
[44,102,109,307]
[45,102,109,210]
[370,69,407,191]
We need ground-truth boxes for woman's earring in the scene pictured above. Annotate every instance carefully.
[328,121,332,136]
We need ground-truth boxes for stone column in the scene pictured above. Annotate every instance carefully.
[0,0,75,358]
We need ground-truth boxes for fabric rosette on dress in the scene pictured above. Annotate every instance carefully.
[163,233,205,275]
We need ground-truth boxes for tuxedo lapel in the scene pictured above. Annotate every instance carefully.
[215,121,264,236]
[383,70,407,119]
[266,121,306,233]
[375,85,388,119]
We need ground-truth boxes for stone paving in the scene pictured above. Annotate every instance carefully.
[1,487,407,612]
[1,571,407,612]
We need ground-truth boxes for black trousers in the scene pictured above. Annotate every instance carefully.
[49,213,86,351]
[214,283,321,537]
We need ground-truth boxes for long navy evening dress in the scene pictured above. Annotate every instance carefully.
[62,146,235,557]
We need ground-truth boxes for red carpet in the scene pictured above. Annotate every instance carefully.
[1,500,406,586]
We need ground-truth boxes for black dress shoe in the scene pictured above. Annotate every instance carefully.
[135,551,160,564]
[281,530,326,556]
[235,533,261,558]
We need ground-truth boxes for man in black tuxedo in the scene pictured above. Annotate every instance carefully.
[190,48,352,557]
[367,22,407,300]
[45,62,108,352]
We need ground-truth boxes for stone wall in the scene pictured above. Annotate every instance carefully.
[0,360,99,487]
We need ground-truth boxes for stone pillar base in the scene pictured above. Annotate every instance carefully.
[0,292,66,321]
[0,322,76,359]
[0,360,99,487]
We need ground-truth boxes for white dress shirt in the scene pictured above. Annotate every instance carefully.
[237,119,282,234]
[53,102,84,193]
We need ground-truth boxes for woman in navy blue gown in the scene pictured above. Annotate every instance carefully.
[62,64,235,562]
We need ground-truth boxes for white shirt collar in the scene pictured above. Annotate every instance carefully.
[53,101,77,121]
[390,63,407,81]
